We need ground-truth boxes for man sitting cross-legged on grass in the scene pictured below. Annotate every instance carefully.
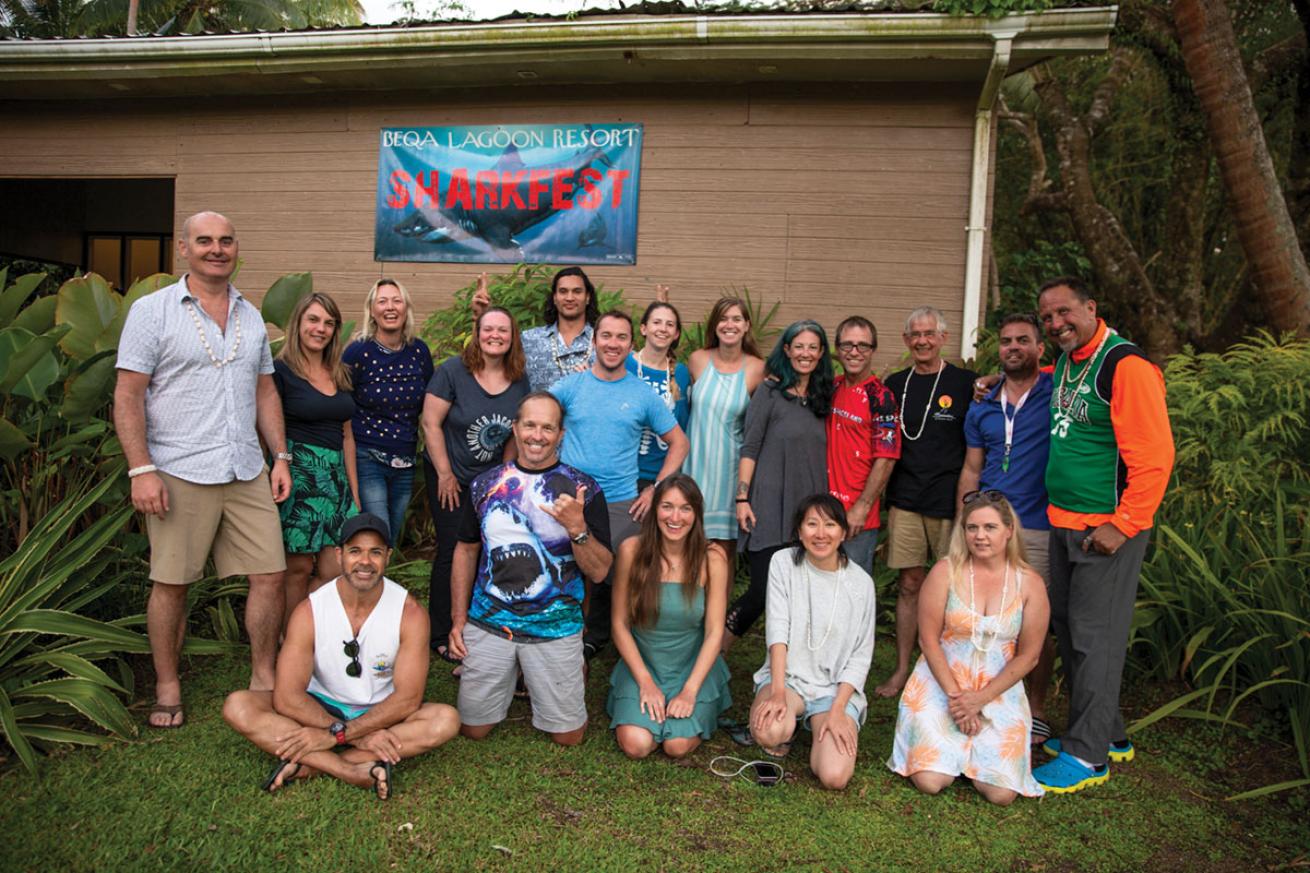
[223,513,459,799]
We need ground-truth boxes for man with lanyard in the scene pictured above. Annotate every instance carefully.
[956,312,1057,747]
[115,211,291,728]
[551,311,689,660]
[449,392,614,744]
[827,315,901,578]
[1031,277,1174,794]
[875,306,977,698]
[224,513,459,799]
[472,266,597,392]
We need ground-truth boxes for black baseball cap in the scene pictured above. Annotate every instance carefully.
[339,512,392,547]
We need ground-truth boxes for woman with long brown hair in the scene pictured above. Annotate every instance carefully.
[606,475,732,759]
[684,297,766,549]
[421,304,530,663]
[273,292,359,620]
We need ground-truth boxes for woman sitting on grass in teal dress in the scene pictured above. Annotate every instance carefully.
[607,475,732,759]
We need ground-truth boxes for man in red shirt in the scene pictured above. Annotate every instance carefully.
[826,316,901,579]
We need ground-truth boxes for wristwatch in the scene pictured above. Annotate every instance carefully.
[328,720,348,746]
[571,529,591,545]
[274,451,293,462]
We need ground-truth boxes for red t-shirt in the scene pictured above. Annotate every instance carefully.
[826,373,901,530]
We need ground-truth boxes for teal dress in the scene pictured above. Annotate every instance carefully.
[607,583,732,741]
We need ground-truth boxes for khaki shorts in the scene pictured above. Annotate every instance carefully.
[145,469,287,584]
[1020,527,1051,586]
[885,506,954,570]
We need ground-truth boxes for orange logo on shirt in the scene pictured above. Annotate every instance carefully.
[938,395,953,409]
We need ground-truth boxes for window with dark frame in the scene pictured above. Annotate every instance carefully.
[84,233,173,292]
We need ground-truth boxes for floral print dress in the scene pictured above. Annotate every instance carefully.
[886,574,1044,797]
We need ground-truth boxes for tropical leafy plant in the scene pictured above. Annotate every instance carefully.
[419,264,625,362]
[1128,333,1310,798]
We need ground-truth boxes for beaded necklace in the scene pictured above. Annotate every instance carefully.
[1056,327,1110,412]
[802,558,844,652]
[900,361,944,441]
[550,325,590,380]
[185,298,241,368]
[967,558,1013,653]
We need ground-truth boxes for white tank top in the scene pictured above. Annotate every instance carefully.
[306,577,407,708]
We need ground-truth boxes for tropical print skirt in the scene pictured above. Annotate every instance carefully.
[279,439,357,554]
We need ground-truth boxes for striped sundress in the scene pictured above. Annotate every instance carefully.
[685,361,749,540]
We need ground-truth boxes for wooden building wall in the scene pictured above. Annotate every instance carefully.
[0,81,981,372]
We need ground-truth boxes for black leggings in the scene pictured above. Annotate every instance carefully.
[725,544,788,638]
[423,458,471,647]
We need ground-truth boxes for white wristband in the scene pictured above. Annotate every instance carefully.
[128,464,158,478]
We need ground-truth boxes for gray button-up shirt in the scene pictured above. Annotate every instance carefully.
[116,276,274,484]
[521,322,594,392]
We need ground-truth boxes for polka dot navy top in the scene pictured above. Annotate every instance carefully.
[342,337,435,457]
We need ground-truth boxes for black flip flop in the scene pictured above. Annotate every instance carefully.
[261,758,301,793]
[369,760,394,801]
[433,644,462,666]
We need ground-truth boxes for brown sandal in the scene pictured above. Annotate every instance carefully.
[148,703,184,729]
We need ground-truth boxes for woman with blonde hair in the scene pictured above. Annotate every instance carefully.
[626,298,691,493]
[421,303,530,663]
[273,292,358,618]
[607,475,732,759]
[887,490,1049,804]
[342,278,433,542]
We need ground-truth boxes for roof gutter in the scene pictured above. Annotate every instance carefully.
[0,10,1116,83]
[960,29,1015,362]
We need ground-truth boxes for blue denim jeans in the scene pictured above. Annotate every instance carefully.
[355,448,416,545]
[845,528,879,580]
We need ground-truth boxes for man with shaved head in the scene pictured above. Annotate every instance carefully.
[115,211,293,728]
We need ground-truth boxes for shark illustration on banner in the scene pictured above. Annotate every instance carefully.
[374,124,643,265]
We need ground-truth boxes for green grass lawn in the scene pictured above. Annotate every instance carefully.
[4,574,1307,872]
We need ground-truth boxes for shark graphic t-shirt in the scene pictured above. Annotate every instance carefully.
[457,460,611,642]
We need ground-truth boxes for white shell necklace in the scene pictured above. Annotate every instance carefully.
[802,557,844,652]
[185,298,241,368]
[900,361,944,441]
[967,558,1013,653]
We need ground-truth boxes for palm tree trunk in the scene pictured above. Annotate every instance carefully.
[126,0,139,35]
[1172,0,1310,337]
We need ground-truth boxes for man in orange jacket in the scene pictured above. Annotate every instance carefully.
[1032,277,1175,795]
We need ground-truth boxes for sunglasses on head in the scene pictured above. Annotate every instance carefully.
[343,638,362,678]
[962,489,1006,506]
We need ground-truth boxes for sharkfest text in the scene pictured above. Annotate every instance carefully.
[382,126,637,213]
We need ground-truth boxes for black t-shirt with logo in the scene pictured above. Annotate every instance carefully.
[884,361,977,519]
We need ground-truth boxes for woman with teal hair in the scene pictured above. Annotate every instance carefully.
[723,320,835,650]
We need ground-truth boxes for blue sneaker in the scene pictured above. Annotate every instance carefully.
[1033,752,1110,794]
[1042,736,1135,763]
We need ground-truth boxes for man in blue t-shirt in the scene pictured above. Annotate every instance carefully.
[956,311,1057,745]
[550,310,689,659]
[449,393,613,745]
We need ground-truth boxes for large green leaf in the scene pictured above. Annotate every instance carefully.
[0,686,39,774]
[0,324,69,399]
[0,272,46,328]
[12,677,137,738]
[261,272,313,331]
[55,273,121,360]
[21,724,115,748]
[102,273,175,350]
[0,416,32,462]
[15,651,127,693]
[1,609,149,650]
[60,354,118,422]
[12,295,57,334]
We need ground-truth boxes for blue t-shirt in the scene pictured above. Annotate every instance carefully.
[457,461,611,641]
[342,338,434,457]
[624,354,691,481]
[964,372,1053,531]
[551,370,680,502]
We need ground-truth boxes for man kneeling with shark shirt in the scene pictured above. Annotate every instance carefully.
[224,512,458,799]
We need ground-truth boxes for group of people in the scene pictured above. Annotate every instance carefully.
[114,210,1174,803]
